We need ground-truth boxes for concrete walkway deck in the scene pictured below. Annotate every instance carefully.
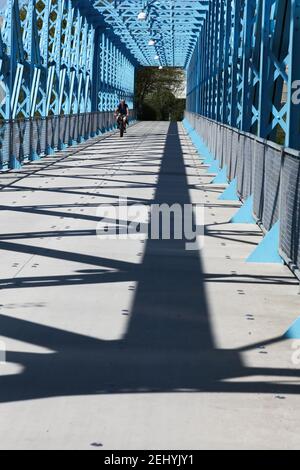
[0,121,300,450]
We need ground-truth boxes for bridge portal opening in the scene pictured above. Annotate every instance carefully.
[135,67,186,122]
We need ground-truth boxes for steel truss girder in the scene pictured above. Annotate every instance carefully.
[186,0,300,151]
[92,0,208,68]
[0,0,135,121]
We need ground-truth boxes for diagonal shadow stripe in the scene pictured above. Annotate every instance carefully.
[0,123,300,404]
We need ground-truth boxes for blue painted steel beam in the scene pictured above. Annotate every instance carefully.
[0,0,136,123]
[1,0,300,168]
[186,0,300,151]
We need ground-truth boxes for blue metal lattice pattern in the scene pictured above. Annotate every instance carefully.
[1,0,300,166]
[0,0,135,121]
[186,0,300,150]
[92,0,208,68]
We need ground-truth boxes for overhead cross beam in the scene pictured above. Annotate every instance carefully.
[0,0,135,122]
[92,0,209,68]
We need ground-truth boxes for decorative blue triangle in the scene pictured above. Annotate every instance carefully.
[183,120,215,163]
[59,143,68,150]
[211,166,228,184]
[30,152,41,162]
[182,119,193,133]
[202,151,214,164]
[10,156,22,170]
[47,146,55,155]
[247,221,283,264]
[231,196,255,223]
[192,140,214,163]
[206,161,220,174]
[190,130,203,148]
[285,318,300,339]
[219,179,239,200]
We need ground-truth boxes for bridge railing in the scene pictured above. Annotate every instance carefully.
[185,111,300,279]
[0,110,137,171]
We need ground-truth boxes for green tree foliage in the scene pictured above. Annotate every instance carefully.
[135,67,186,122]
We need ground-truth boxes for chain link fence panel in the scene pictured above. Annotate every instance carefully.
[0,110,137,170]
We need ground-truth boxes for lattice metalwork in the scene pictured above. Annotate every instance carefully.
[0,0,135,122]
[92,0,208,68]
[186,0,300,150]
[1,0,300,165]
